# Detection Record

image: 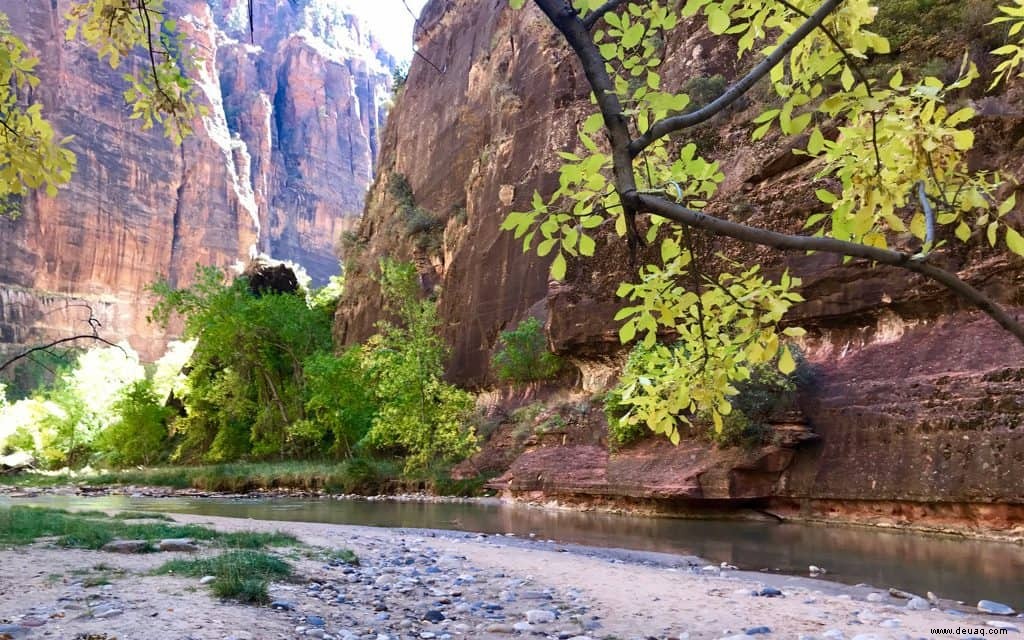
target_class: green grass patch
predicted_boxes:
[110,511,174,521]
[155,551,292,604]
[0,506,298,550]
[0,460,405,495]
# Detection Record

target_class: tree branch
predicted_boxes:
[633,193,1024,344]
[628,0,844,157]
[535,0,643,253]
[0,304,126,373]
[582,0,631,30]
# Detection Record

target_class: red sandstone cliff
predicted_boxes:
[336,0,1024,520]
[0,0,392,369]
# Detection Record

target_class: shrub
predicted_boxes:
[491,317,563,384]
[360,259,477,474]
[96,379,173,467]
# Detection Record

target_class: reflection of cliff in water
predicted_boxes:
[5,495,1022,606]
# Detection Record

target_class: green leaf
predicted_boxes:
[1006,225,1024,255]
[707,6,730,34]
[579,234,596,256]
[778,345,796,375]
[551,252,567,280]
[619,321,637,343]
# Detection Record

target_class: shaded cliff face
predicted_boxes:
[337,0,1024,510]
[0,0,392,368]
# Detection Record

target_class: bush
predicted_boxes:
[491,317,563,384]
[605,344,812,449]
[361,259,478,474]
[96,379,173,467]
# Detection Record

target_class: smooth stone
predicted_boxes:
[866,593,885,603]
[93,606,124,619]
[851,635,882,640]
[745,626,772,635]
[199,575,217,585]
[159,538,199,552]
[879,619,901,628]
[423,610,445,623]
[0,624,28,638]
[305,630,326,639]
[822,629,844,640]
[270,600,296,611]
[758,587,783,598]
[979,600,1017,616]
[484,623,515,633]
[987,621,1020,631]
[101,539,149,553]
[513,622,533,632]
[905,597,930,611]
[306,615,325,627]
[526,609,556,624]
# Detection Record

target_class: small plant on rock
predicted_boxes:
[491,317,563,384]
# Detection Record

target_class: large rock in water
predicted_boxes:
[336,0,1024,519]
[0,0,393,367]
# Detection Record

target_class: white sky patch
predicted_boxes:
[337,0,429,61]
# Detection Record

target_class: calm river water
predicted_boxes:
[3,494,1022,608]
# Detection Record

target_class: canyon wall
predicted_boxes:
[0,0,392,375]
[336,0,1024,520]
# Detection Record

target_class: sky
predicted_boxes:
[341,0,430,61]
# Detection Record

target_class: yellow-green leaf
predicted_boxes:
[778,345,796,375]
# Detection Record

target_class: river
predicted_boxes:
[2,494,1021,608]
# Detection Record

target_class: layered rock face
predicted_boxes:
[0,0,392,368]
[337,0,1024,518]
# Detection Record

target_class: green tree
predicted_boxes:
[491,317,563,384]
[360,259,477,473]
[504,0,1024,444]
[96,378,173,466]
[149,265,335,462]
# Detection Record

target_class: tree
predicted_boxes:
[360,259,477,474]
[503,0,1024,443]
[0,0,200,218]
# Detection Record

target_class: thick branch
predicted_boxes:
[535,0,643,251]
[629,0,844,157]
[634,193,1024,344]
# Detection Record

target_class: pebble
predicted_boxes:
[979,600,1017,616]
[745,626,772,635]
[199,575,217,585]
[905,597,930,611]
[866,593,884,603]
[987,620,1021,631]
[271,600,296,611]
[100,539,150,553]
[526,609,556,624]
[757,587,783,598]
[158,538,199,552]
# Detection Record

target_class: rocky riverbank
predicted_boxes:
[0,512,1020,640]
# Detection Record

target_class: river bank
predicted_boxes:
[1,508,1021,639]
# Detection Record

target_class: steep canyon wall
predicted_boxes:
[0,0,392,373]
[336,0,1024,520]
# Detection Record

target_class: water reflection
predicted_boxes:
[2,495,1021,606]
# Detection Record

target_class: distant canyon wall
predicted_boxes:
[0,0,392,370]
